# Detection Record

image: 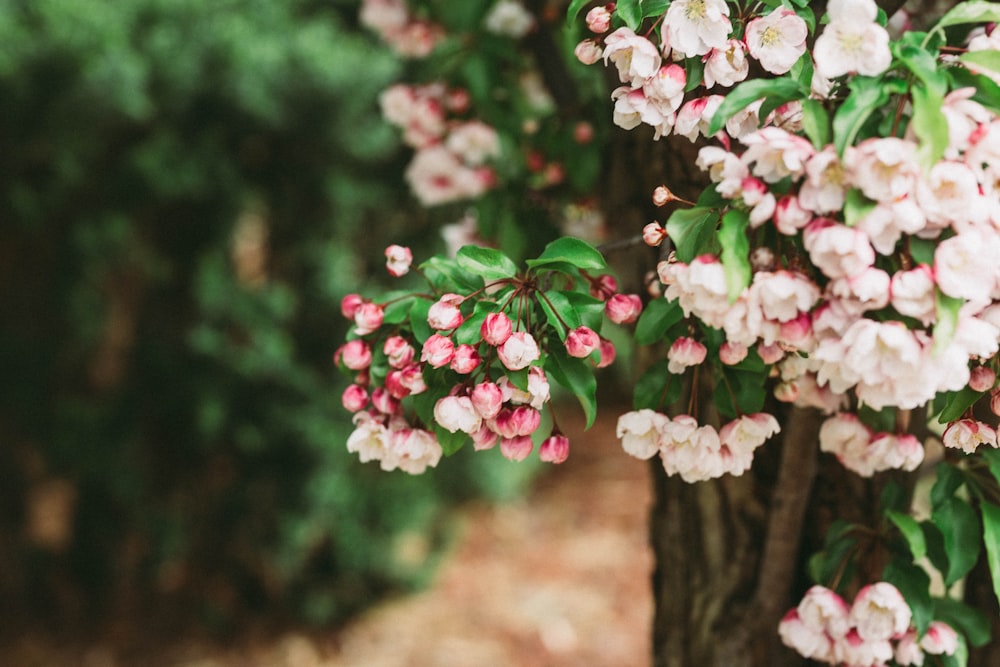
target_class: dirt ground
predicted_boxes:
[5,412,654,667]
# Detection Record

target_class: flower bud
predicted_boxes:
[573,121,594,144]
[371,387,399,414]
[585,5,612,33]
[384,244,413,277]
[590,274,618,300]
[969,365,996,393]
[719,341,748,365]
[341,384,369,412]
[643,222,667,246]
[667,337,707,373]
[992,388,1000,417]
[471,382,503,419]
[472,424,498,451]
[340,293,364,319]
[756,342,785,365]
[450,344,482,374]
[574,39,604,65]
[605,293,643,324]
[498,331,540,370]
[652,185,675,207]
[500,435,533,461]
[383,335,415,369]
[539,434,570,463]
[434,396,482,434]
[566,326,601,358]
[398,364,427,395]
[420,334,455,368]
[336,339,373,370]
[353,302,385,335]
[481,312,513,346]
[597,337,617,368]
[427,293,464,331]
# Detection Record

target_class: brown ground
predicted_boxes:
[5,412,654,667]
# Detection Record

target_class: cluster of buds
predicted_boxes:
[359,0,443,58]
[779,584,957,666]
[335,243,643,472]
[616,408,779,482]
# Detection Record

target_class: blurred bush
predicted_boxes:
[0,0,537,632]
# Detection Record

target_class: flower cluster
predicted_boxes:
[360,0,443,58]
[616,408,778,481]
[336,243,643,472]
[379,83,500,206]
[779,584,957,666]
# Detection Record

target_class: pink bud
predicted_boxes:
[472,424,498,451]
[336,340,372,370]
[494,406,541,438]
[597,338,617,368]
[667,337,707,373]
[573,121,594,144]
[353,302,385,335]
[719,341,748,365]
[498,331,540,370]
[340,293,364,319]
[385,370,409,399]
[566,326,601,358]
[383,335,415,369]
[427,293,464,331]
[605,293,643,324]
[756,342,785,365]
[585,5,612,33]
[446,88,470,113]
[652,185,675,207]
[590,274,618,300]
[992,388,1000,417]
[341,384,369,412]
[544,163,564,186]
[643,222,667,246]
[774,380,799,403]
[970,365,996,393]
[574,38,604,65]
[539,434,570,464]
[921,621,958,656]
[384,244,413,277]
[420,334,455,368]
[450,344,482,374]
[371,387,399,414]
[500,435,534,462]
[471,382,503,419]
[481,312,513,346]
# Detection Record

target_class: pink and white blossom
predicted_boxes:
[384,335,416,369]
[390,428,443,474]
[342,384,369,412]
[337,339,373,370]
[850,582,912,642]
[498,331,540,370]
[605,293,644,324]
[740,127,814,183]
[450,344,482,374]
[920,621,958,656]
[799,147,847,214]
[420,333,455,368]
[384,244,413,277]
[617,409,669,460]
[539,434,570,463]
[585,5,612,34]
[434,396,482,434]
[846,137,919,203]
[703,40,750,88]
[353,302,385,335]
[744,8,808,75]
[889,266,934,327]
[427,293,465,330]
[668,336,708,373]
[802,218,875,280]
[500,435,533,461]
[471,382,503,420]
[942,418,998,454]
[663,0,732,57]
[659,415,726,482]
[481,312,514,346]
[603,27,662,87]
[813,0,892,78]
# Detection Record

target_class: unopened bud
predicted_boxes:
[652,185,676,207]
[643,222,667,247]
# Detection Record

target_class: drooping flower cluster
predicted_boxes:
[617,409,778,481]
[360,0,443,58]
[336,243,643,472]
[779,584,957,666]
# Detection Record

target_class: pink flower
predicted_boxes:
[494,405,541,439]
[778,609,836,662]
[756,342,785,365]
[590,274,618,300]
[434,396,482,434]
[703,40,750,88]
[813,0,892,78]
[585,5,612,33]
[943,418,999,454]
[389,428,443,475]
[659,416,726,482]
[740,127,814,183]
[383,335,415,368]
[849,582,912,642]
[697,145,747,196]
[481,312,513,345]
[643,222,667,246]
[384,244,413,277]
[820,412,874,476]
[566,326,601,358]
[397,363,427,395]
[341,384,369,412]
[970,366,996,392]
[935,227,1000,304]
[920,621,958,656]
[353,302,385,335]
[347,413,390,465]
[799,147,847,214]
[597,337,617,368]
[420,333,455,368]
[539,434,570,463]
[471,382,503,419]
[773,194,812,236]
[890,265,937,326]
[371,387,399,414]
[574,38,603,65]
[603,27,662,87]
[427,293,464,330]
[617,409,669,460]
[802,218,875,280]
[744,8,808,75]
[605,293,644,324]
[894,630,925,666]
[797,585,851,639]
[445,121,500,166]
[450,344,481,374]
[663,0,731,57]
[341,293,364,319]
[719,341,748,365]
[846,137,919,203]
[471,425,498,451]
[668,337,707,373]
[337,340,373,370]
[500,435,533,461]
[498,331,540,370]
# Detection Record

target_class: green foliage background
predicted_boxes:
[0,0,536,632]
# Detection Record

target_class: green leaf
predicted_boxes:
[538,290,579,340]
[712,367,768,419]
[935,597,992,648]
[887,510,927,561]
[833,75,890,156]
[961,49,1000,76]
[843,188,876,227]
[719,209,751,302]
[546,350,598,428]
[932,496,981,587]
[409,298,433,343]
[936,387,984,424]
[982,448,1000,486]
[883,559,933,634]
[895,43,948,96]
[526,237,607,271]
[931,463,966,510]
[980,501,1000,611]
[707,77,804,135]
[454,310,488,345]
[641,0,669,19]
[911,85,949,170]
[456,245,519,281]
[616,0,642,29]
[434,425,468,456]
[934,1,1000,30]
[562,291,606,331]
[808,521,858,586]
[566,0,592,21]
[909,237,936,265]
[800,98,830,149]
[382,295,414,325]
[933,290,964,356]
[419,255,482,291]
[665,206,720,262]
[684,57,705,93]
[634,297,683,345]
[633,359,680,410]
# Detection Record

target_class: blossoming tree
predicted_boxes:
[340,0,1000,664]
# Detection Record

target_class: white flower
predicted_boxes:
[659,416,726,482]
[740,127,815,183]
[802,219,875,280]
[389,428,443,474]
[483,0,535,38]
[849,582,912,642]
[603,27,662,87]
[744,8,808,75]
[433,396,482,434]
[799,147,847,214]
[813,0,892,78]
[347,413,390,464]
[445,121,501,166]
[663,0,732,57]
[703,40,749,88]
[935,227,1000,304]
[890,265,936,325]
[617,409,670,460]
